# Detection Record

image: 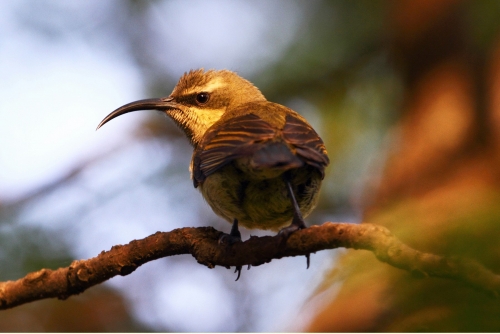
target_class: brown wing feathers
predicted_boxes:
[193,113,329,186]
[193,114,275,183]
[282,115,329,177]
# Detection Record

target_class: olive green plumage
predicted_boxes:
[97,69,329,233]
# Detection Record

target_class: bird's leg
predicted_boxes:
[219,219,243,281]
[279,172,311,268]
[280,173,307,234]
[219,218,242,244]
[229,218,242,241]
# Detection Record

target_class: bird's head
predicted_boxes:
[97,69,266,146]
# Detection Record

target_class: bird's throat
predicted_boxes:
[166,107,225,147]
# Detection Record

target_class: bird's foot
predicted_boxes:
[280,172,311,268]
[278,220,304,239]
[233,264,252,281]
[219,219,245,281]
[278,218,310,269]
[218,233,242,245]
[218,219,242,245]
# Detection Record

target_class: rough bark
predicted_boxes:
[0,222,498,310]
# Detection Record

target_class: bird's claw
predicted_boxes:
[234,266,242,281]
[278,221,310,269]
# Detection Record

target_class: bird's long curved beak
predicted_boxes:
[96,97,177,130]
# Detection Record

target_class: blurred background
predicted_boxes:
[1,0,500,331]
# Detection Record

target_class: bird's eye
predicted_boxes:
[196,92,210,105]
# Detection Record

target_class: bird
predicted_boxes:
[97,69,329,279]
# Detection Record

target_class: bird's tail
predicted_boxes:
[251,141,303,170]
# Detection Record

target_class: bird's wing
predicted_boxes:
[192,113,275,185]
[192,113,329,186]
[282,114,330,177]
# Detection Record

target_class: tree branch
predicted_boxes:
[0,222,498,310]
